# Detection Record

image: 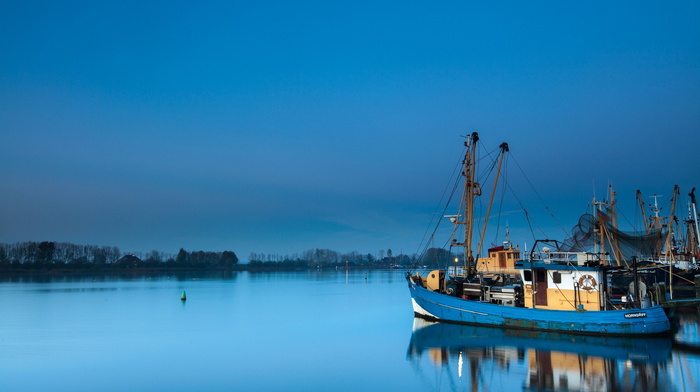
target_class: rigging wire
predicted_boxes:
[418,137,504,267]
[492,157,509,245]
[472,141,504,257]
[416,135,591,268]
[498,176,547,241]
[415,145,465,268]
[509,151,569,237]
[616,207,634,229]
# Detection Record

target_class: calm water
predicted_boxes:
[0,270,698,391]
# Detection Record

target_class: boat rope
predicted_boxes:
[500,180,545,240]
[475,143,508,257]
[415,145,465,269]
[667,269,695,285]
[522,209,537,242]
[492,159,553,243]
[509,151,569,237]
[548,271,580,311]
[616,201,635,229]
[491,157,509,244]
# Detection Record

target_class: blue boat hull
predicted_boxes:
[407,276,670,335]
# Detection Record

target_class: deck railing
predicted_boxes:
[529,251,598,266]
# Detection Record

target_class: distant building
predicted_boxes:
[114,254,142,268]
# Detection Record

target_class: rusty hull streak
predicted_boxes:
[502,317,644,334]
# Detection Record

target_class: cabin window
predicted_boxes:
[523,270,532,282]
[552,272,561,284]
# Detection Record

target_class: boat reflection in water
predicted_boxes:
[407,318,677,391]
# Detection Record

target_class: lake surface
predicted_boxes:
[0,270,698,391]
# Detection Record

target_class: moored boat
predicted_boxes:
[407,264,670,335]
[407,133,671,336]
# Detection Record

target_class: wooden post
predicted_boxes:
[632,257,640,308]
[652,282,667,305]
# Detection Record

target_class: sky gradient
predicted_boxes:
[2,1,699,261]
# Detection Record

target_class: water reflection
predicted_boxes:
[406,318,696,391]
[675,310,700,347]
[0,270,239,284]
[246,268,398,284]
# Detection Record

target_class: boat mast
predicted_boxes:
[607,185,624,264]
[659,186,679,259]
[591,196,607,265]
[688,188,700,260]
[636,190,650,235]
[666,186,680,299]
[649,194,664,257]
[453,132,480,273]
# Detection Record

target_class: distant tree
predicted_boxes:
[106,246,121,264]
[37,241,55,265]
[0,245,7,267]
[93,247,108,265]
[221,251,238,267]
[144,250,163,267]
[176,248,188,265]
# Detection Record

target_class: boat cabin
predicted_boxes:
[517,261,605,311]
[475,243,521,275]
[416,250,641,312]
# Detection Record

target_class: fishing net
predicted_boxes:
[559,214,664,264]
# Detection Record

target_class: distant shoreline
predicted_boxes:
[0,264,406,275]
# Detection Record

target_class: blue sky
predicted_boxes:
[1,1,699,261]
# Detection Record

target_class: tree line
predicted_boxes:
[0,241,238,270]
[0,241,457,271]
[247,247,455,269]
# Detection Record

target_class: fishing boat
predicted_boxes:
[406,133,671,335]
[634,187,700,294]
[561,185,700,299]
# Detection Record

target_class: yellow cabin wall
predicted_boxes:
[523,285,601,311]
[476,250,521,274]
[524,285,534,307]
[544,288,601,311]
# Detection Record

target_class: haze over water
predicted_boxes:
[1,270,698,391]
